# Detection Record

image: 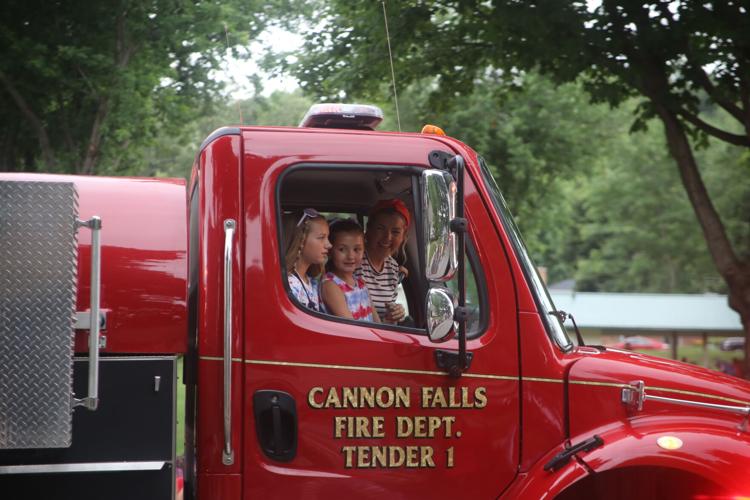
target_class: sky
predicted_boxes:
[219,27,304,99]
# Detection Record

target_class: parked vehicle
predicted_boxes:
[610,336,670,350]
[721,337,746,351]
[1,104,749,499]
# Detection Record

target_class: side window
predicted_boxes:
[278,166,485,337]
[444,243,486,338]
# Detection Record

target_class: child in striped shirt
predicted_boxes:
[358,199,410,323]
[321,219,380,322]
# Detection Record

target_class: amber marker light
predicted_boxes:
[421,124,446,135]
[656,435,683,450]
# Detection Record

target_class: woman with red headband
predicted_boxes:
[358,199,410,324]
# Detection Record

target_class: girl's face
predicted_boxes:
[330,232,365,275]
[366,212,406,260]
[301,219,331,265]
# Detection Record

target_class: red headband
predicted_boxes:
[370,199,410,227]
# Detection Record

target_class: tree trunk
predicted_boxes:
[79,97,110,175]
[0,70,57,169]
[654,103,750,379]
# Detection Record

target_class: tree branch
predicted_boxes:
[676,108,750,146]
[80,97,109,175]
[0,70,57,168]
[655,102,741,279]
[80,9,138,174]
[690,65,746,124]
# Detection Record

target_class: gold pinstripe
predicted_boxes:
[197,356,750,405]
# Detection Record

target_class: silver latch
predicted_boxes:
[74,311,108,331]
[621,380,645,412]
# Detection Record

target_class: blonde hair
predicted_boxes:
[284,212,326,277]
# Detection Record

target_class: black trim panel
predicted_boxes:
[199,127,241,153]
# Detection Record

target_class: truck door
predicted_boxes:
[241,141,520,498]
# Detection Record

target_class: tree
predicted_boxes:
[0,0,266,174]
[134,90,313,178]
[276,0,750,375]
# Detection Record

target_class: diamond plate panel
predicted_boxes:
[0,181,79,449]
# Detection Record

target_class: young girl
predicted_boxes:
[321,219,379,322]
[285,208,331,312]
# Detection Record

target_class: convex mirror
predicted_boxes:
[425,288,456,343]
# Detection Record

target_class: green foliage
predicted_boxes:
[277,1,750,144]
[133,90,313,178]
[273,0,750,303]
[370,72,746,293]
[0,0,267,173]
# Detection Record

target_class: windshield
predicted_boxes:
[477,157,573,351]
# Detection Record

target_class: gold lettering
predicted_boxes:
[308,387,324,408]
[375,387,394,408]
[396,416,412,438]
[357,446,371,468]
[447,387,460,408]
[334,416,387,438]
[342,387,357,408]
[432,388,447,408]
[421,446,435,467]
[474,387,487,408]
[406,446,419,467]
[462,387,472,407]
[394,387,410,408]
[355,416,369,438]
[334,416,348,438]
[413,417,427,437]
[341,446,438,468]
[342,446,356,468]
[360,387,375,407]
[372,416,384,437]
[427,416,442,438]
[325,387,342,408]
[389,446,405,467]
[372,446,387,467]
[421,387,434,408]
[443,416,455,437]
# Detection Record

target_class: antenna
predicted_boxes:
[381,1,401,132]
[224,22,243,126]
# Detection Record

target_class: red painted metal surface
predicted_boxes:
[0,172,187,354]
[196,473,241,500]
[187,125,750,498]
[234,128,520,498]
[568,350,750,440]
[193,134,245,483]
[5,123,750,497]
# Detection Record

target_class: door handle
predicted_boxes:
[222,219,236,466]
[253,391,297,462]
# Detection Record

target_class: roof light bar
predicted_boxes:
[299,103,384,130]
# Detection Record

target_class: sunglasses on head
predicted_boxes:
[297,207,321,227]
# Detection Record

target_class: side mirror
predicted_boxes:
[425,288,456,343]
[421,170,457,282]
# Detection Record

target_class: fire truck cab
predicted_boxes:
[1,104,749,499]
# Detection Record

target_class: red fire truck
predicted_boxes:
[1,104,749,499]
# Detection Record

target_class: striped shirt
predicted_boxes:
[357,253,399,320]
[321,272,374,322]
